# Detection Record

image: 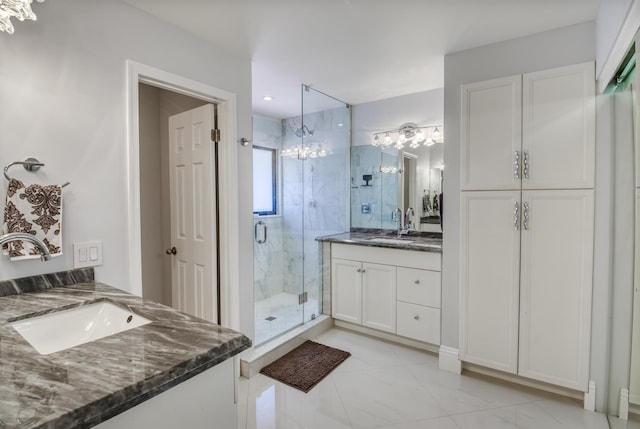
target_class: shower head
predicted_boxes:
[295,125,314,138]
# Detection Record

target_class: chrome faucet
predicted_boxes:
[392,208,402,238]
[0,233,52,261]
[405,207,415,233]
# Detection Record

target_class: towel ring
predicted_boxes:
[4,157,70,187]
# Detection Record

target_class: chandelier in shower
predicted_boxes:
[372,123,444,150]
[0,0,45,34]
[281,144,330,160]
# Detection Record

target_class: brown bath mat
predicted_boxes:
[260,340,351,393]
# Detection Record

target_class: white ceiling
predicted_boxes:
[122,0,601,119]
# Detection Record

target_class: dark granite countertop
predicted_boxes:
[420,215,441,224]
[0,268,251,429]
[317,228,442,253]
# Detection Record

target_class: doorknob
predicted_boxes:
[165,247,177,255]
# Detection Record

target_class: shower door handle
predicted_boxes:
[255,221,267,244]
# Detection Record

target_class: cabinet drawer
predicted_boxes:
[397,302,440,345]
[397,268,440,307]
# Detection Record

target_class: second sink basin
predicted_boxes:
[10,299,151,355]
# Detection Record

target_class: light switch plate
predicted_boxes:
[73,241,103,268]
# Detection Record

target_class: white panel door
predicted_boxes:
[460,191,521,374]
[361,262,396,333]
[168,104,218,323]
[518,189,594,391]
[460,75,522,191]
[522,62,595,190]
[331,258,362,324]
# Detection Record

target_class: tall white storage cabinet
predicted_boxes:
[459,62,595,392]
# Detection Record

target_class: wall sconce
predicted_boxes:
[0,0,45,34]
[372,123,444,149]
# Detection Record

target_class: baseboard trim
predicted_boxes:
[584,380,596,411]
[334,320,440,354]
[620,388,630,420]
[439,346,462,374]
[463,362,584,401]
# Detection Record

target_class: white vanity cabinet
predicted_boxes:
[95,358,237,429]
[459,62,595,392]
[331,256,396,333]
[331,243,441,345]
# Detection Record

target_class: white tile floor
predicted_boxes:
[237,328,610,429]
[609,414,640,429]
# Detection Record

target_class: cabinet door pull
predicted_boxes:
[361,269,366,274]
[514,151,520,180]
[514,201,520,231]
[414,315,420,320]
[523,201,529,231]
[356,268,362,273]
[414,280,420,285]
[523,150,529,179]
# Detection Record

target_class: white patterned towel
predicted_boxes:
[3,178,62,260]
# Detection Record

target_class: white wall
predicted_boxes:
[442,19,597,396]
[0,0,254,336]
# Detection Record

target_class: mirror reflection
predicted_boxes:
[350,144,443,231]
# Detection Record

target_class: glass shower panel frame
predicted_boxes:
[252,85,351,347]
[301,85,352,324]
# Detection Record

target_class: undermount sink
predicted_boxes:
[10,299,151,355]
[367,237,415,244]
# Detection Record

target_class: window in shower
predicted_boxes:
[253,146,277,216]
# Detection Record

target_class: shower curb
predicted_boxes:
[239,315,333,378]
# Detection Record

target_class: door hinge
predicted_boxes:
[298,292,308,305]
[211,128,221,143]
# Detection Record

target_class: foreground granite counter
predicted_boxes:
[317,228,442,253]
[0,268,251,429]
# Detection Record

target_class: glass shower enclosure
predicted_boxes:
[252,85,350,346]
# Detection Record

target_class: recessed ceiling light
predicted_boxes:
[263,96,273,101]
[337,123,344,127]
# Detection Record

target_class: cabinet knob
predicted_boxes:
[361,269,366,273]
[414,280,420,285]
[414,315,420,320]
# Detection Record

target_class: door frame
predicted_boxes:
[126,60,240,330]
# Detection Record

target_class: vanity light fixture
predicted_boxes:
[0,0,45,34]
[371,123,443,149]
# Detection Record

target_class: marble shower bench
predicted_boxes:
[0,268,250,428]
